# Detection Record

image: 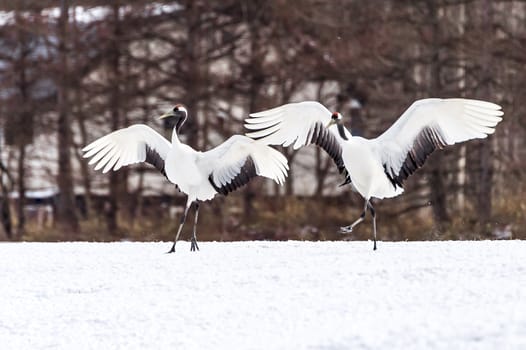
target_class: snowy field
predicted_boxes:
[1,240,525,350]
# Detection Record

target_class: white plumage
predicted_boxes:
[84,124,171,174]
[83,105,288,252]
[245,98,503,249]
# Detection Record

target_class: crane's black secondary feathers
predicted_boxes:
[145,145,167,178]
[209,157,258,196]
[308,121,349,180]
[383,126,447,189]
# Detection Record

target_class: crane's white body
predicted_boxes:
[165,143,215,201]
[343,137,404,200]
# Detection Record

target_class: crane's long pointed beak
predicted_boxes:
[158,111,175,120]
[326,119,336,128]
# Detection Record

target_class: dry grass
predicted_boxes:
[7,193,525,242]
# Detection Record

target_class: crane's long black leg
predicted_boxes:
[341,200,369,234]
[368,202,377,250]
[190,202,200,252]
[167,200,191,254]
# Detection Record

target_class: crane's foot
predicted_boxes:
[190,238,200,252]
[166,243,176,254]
[340,225,353,234]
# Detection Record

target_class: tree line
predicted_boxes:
[0,0,524,241]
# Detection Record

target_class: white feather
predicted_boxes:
[83,124,171,173]
[373,98,503,178]
[200,135,288,188]
[245,101,340,149]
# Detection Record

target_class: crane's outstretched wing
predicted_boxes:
[82,124,171,176]
[201,135,288,196]
[374,98,503,188]
[245,101,348,178]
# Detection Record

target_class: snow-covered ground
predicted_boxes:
[1,240,525,350]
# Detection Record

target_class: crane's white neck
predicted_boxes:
[171,127,181,144]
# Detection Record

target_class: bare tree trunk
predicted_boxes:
[106,2,128,235]
[283,148,296,196]
[468,0,494,230]
[0,157,13,239]
[426,1,450,226]
[243,17,266,221]
[74,90,92,219]
[181,0,201,149]
[243,84,260,221]
[16,145,26,236]
[11,11,33,238]
[476,0,494,223]
[56,0,79,236]
[69,5,92,220]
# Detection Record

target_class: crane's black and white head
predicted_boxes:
[326,111,349,141]
[332,112,343,121]
[326,112,343,128]
[159,104,188,132]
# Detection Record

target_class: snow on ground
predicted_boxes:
[1,240,525,350]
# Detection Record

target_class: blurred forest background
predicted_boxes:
[0,0,524,243]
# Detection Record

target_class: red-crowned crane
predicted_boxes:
[83,105,288,253]
[245,99,503,250]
